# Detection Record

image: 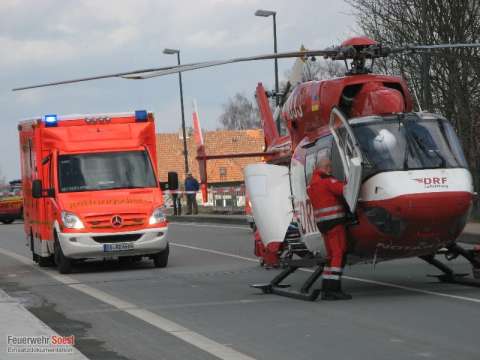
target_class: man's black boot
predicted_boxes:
[321,279,335,300]
[321,279,352,300]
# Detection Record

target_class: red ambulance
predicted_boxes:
[18,111,169,273]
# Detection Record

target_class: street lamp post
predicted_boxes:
[255,9,280,132]
[163,48,189,174]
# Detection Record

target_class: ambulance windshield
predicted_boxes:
[58,150,157,193]
[350,113,467,178]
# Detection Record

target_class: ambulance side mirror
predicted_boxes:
[32,180,43,199]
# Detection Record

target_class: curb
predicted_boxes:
[167,215,248,226]
[167,215,480,244]
[458,232,480,245]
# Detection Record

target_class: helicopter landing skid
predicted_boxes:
[251,257,325,301]
[421,244,480,288]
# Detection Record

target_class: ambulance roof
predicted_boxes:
[19,111,151,123]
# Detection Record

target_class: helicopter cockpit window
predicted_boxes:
[350,113,468,179]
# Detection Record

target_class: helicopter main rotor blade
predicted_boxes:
[390,43,480,54]
[12,64,198,91]
[13,49,337,90]
[122,50,335,79]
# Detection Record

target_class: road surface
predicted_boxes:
[0,221,479,360]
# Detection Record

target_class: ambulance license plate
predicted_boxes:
[103,243,134,252]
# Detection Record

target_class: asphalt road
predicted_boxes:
[1,221,480,360]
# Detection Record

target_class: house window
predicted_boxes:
[219,167,227,177]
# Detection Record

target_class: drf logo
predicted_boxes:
[413,177,448,188]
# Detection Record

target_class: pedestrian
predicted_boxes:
[184,173,199,215]
[171,190,182,216]
[168,171,182,216]
[307,156,352,300]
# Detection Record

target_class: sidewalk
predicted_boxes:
[167,214,480,243]
[0,288,88,359]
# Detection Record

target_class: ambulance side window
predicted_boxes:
[28,139,33,176]
[48,155,54,189]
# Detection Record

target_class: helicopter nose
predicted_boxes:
[362,191,472,240]
[388,192,472,221]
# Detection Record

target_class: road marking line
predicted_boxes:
[341,275,480,303]
[0,247,255,360]
[170,223,250,231]
[172,243,257,263]
[170,243,480,304]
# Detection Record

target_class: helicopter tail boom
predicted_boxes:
[255,83,279,147]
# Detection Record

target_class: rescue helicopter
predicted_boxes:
[13,36,480,301]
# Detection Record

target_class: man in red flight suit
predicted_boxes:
[307,157,352,300]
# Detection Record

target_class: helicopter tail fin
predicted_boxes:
[256,82,279,148]
[192,99,208,203]
[192,100,282,203]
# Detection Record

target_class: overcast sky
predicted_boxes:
[1,0,356,180]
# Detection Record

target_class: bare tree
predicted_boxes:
[304,59,346,81]
[347,0,480,189]
[218,93,260,130]
[283,58,346,84]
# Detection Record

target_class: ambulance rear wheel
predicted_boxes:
[38,256,53,267]
[152,245,169,268]
[54,236,72,274]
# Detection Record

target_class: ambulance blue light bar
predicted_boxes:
[135,110,148,122]
[43,114,58,127]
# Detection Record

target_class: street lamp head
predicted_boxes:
[163,48,179,55]
[255,9,276,17]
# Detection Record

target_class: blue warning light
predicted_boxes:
[135,110,148,122]
[44,114,58,127]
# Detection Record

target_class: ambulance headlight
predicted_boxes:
[61,211,85,229]
[135,110,148,122]
[149,207,166,225]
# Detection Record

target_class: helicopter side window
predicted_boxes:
[305,153,317,184]
[305,136,333,183]
[330,143,345,181]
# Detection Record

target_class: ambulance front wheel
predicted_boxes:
[152,244,169,268]
[54,235,72,274]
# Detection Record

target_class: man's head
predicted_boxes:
[186,173,192,178]
[317,157,332,176]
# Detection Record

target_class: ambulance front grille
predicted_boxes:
[85,213,146,229]
[92,234,142,243]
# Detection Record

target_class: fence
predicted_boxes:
[209,187,246,213]
[163,186,246,214]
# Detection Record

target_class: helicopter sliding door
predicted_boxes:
[329,107,363,212]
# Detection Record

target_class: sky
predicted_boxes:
[1,0,357,180]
